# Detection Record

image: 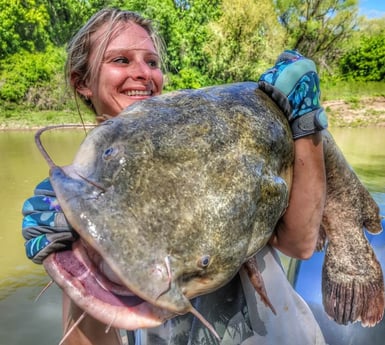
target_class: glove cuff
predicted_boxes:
[258,81,292,118]
[291,108,328,139]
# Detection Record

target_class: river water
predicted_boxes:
[0,127,384,344]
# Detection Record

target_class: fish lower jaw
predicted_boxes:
[72,240,134,297]
[43,248,173,330]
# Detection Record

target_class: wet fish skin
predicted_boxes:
[46,81,384,330]
[50,82,293,315]
[321,131,384,326]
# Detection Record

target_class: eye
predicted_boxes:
[112,56,129,64]
[147,59,160,68]
[197,255,211,268]
[102,146,119,160]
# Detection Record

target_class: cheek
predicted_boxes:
[97,66,125,90]
[153,70,164,93]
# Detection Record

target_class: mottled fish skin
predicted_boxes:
[321,131,384,327]
[46,82,383,330]
[50,82,293,315]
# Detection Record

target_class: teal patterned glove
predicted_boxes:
[258,50,328,139]
[22,178,77,264]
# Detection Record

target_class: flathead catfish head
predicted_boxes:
[49,82,293,318]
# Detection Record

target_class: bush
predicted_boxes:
[0,46,65,103]
[339,33,385,81]
[165,68,214,91]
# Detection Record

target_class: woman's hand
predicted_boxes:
[258,50,328,139]
[22,178,77,263]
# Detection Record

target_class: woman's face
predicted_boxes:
[80,22,164,117]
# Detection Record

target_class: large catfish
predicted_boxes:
[40,82,384,338]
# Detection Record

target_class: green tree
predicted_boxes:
[274,0,359,71]
[204,0,285,83]
[358,16,385,35]
[0,0,50,58]
[339,32,385,81]
[45,0,112,46]
[0,47,65,103]
[114,0,221,88]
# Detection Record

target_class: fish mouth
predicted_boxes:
[43,240,173,330]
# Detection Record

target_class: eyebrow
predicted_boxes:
[105,48,159,56]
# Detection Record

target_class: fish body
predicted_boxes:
[42,82,384,332]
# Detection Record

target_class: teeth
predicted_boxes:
[124,90,151,96]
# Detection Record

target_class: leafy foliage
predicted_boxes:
[45,0,112,45]
[339,32,385,81]
[204,0,285,82]
[0,0,383,116]
[274,0,359,72]
[0,0,50,58]
[165,67,212,90]
[0,47,65,104]
[115,0,221,87]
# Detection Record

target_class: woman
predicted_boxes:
[22,8,327,345]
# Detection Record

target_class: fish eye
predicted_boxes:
[102,146,119,160]
[101,120,115,126]
[198,255,211,268]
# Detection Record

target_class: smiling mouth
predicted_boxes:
[123,90,152,96]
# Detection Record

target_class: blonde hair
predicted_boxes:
[65,8,165,113]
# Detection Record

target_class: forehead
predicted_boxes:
[93,21,157,53]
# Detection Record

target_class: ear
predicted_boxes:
[71,72,92,99]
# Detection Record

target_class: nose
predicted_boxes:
[130,61,151,81]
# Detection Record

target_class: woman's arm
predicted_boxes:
[258,50,328,260]
[61,293,123,345]
[269,132,326,259]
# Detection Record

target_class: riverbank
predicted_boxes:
[0,109,95,131]
[324,96,385,127]
[1,96,385,130]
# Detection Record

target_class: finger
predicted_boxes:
[275,50,304,63]
[22,195,62,215]
[34,178,56,196]
[22,213,72,240]
[25,233,76,264]
[25,234,50,261]
[23,212,57,230]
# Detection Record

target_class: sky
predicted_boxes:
[359,0,385,18]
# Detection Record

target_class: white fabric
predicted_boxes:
[239,246,326,345]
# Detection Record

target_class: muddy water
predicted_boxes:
[0,127,384,344]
